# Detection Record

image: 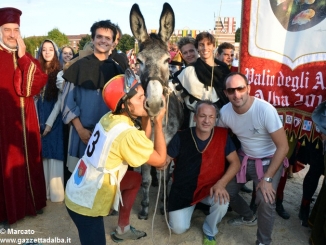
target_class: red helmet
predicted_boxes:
[103,74,139,112]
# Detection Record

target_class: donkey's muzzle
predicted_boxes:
[144,80,164,117]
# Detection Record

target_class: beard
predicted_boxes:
[3,39,17,49]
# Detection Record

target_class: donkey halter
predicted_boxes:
[143,76,173,125]
[143,76,171,96]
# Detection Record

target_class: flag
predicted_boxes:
[240,0,326,143]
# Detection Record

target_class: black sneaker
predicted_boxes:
[276,203,290,219]
[109,210,119,216]
[298,205,310,227]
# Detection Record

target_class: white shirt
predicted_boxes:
[218,97,282,158]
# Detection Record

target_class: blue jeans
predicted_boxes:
[66,207,106,245]
[226,160,283,245]
[169,196,228,236]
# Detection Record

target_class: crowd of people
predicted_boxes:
[0,6,325,245]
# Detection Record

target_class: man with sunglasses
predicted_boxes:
[218,72,289,245]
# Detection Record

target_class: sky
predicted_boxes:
[1,0,242,37]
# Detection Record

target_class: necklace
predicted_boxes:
[190,128,214,153]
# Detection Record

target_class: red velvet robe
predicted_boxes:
[0,45,48,224]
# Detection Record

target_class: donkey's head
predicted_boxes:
[130,3,175,117]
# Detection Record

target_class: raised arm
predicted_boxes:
[14,53,47,97]
[141,116,152,139]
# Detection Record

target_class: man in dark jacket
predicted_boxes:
[109,24,129,72]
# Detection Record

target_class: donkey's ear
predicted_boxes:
[158,3,175,43]
[130,4,148,43]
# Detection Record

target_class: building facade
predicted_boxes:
[66,34,88,51]
[147,16,238,53]
[214,17,236,45]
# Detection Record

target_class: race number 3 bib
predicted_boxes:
[84,123,107,168]
[66,122,133,209]
[84,122,133,169]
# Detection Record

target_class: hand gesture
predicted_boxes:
[256,180,276,204]
[77,127,92,145]
[42,125,52,137]
[153,96,166,124]
[210,181,230,205]
[16,35,26,58]
[156,155,172,171]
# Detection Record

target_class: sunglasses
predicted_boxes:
[225,85,247,94]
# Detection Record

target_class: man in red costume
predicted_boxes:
[0,7,48,226]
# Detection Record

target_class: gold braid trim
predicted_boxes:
[12,51,36,97]
[26,62,36,97]
[277,107,312,117]
[13,51,17,69]
[20,97,36,207]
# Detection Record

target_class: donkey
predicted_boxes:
[130,3,184,220]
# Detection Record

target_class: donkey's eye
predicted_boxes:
[136,58,142,65]
[165,58,170,64]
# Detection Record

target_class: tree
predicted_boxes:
[77,35,92,50]
[24,35,46,58]
[47,28,70,48]
[235,28,241,42]
[23,28,68,58]
[117,34,135,53]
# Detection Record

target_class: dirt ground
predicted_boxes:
[0,166,323,245]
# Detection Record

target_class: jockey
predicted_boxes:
[65,71,167,244]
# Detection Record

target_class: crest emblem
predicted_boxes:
[74,160,87,185]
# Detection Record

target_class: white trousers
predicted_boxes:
[43,158,64,202]
[169,195,228,236]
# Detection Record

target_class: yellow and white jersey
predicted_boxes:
[65,113,154,217]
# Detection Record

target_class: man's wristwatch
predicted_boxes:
[263,177,273,183]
